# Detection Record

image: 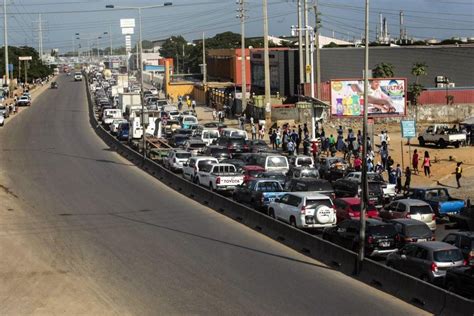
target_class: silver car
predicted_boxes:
[387,241,465,285]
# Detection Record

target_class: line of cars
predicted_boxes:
[0,91,32,126]
[88,71,473,298]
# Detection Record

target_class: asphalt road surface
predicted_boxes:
[0,74,428,315]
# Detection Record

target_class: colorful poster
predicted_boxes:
[330,78,406,117]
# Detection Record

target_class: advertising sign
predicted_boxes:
[401,120,416,138]
[120,18,135,28]
[19,56,32,61]
[330,78,407,117]
[122,28,134,35]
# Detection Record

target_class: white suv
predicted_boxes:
[163,150,192,172]
[268,192,336,229]
[182,156,218,182]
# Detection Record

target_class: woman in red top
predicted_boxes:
[353,155,362,171]
[412,149,419,175]
[423,151,431,177]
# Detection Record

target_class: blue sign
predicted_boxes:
[8,64,13,72]
[401,120,416,138]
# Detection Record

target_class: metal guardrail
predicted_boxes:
[84,75,473,316]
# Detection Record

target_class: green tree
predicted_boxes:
[408,83,424,105]
[409,62,428,105]
[323,42,339,48]
[372,62,395,78]
[411,62,428,84]
[0,46,52,82]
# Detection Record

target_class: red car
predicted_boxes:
[241,165,265,183]
[334,197,379,222]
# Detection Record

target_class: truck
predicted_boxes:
[196,163,244,192]
[232,179,286,212]
[403,187,465,219]
[118,92,141,115]
[418,124,466,148]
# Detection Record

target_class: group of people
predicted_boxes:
[177,95,196,112]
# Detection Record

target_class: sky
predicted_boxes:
[2,0,473,54]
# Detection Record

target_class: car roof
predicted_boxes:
[395,199,430,206]
[445,231,474,238]
[389,218,428,226]
[416,241,458,251]
[287,192,330,199]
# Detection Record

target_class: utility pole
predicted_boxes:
[4,0,9,85]
[304,0,310,84]
[297,0,304,88]
[38,14,43,60]
[237,0,247,111]
[314,2,321,100]
[202,32,207,85]
[263,0,271,120]
[358,0,370,274]
[109,25,113,56]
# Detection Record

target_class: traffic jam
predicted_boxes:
[88,67,473,299]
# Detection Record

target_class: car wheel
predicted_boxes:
[454,142,460,148]
[418,137,425,147]
[268,208,276,219]
[438,138,446,148]
[290,217,297,228]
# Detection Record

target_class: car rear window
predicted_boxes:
[368,224,397,237]
[305,198,332,208]
[267,156,288,168]
[300,169,319,178]
[197,160,215,169]
[176,153,191,159]
[433,249,463,262]
[298,157,313,166]
[405,224,432,237]
[409,205,433,214]
[305,181,333,191]
[258,181,282,192]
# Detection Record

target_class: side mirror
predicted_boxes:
[401,254,407,260]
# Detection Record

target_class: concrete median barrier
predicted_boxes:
[84,76,473,315]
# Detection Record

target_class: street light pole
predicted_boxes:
[358,0,370,274]
[4,0,9,87]
[263,0,271,120]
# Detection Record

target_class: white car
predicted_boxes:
[182,156,219,182]
[163,150,192,172]
[110,118,128,135]
[344,172,396,200]
[0,114,4,126]
[148,87,158,95]
[268,192,337,229]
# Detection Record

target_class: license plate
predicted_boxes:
[379,242,390,247]
[417,239,426,242]
[268,198,275,202]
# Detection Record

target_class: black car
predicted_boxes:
[388,219,434,247]
[285,178,335,199]
[216,136,248,154]
[50,81,58,89]
[220,159,246,172]
[318,157,350,181]
[445,266,474,299]
[168,134,189,148]
[173,128,194,137]
[202,145,231,162]
[442,231,474,265]
[247,139,269,153]
[286,167,320,182]
[323,219,399,257]
[332,179,384,207]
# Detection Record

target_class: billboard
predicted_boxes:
[120,18,135,28]
[330,78,407,117]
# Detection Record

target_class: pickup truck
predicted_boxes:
[196,163,244,192]
[403,187,465,218]
[343,171,396,201]
[418,124,466,148]
[232,179,286,212]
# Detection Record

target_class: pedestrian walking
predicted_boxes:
[303,135,310,156]
[311,140,318,161]
[303,123,309,136]
[412,149,419,175]
[287,140,295,156]
[251,124,257,140]
[423,151,431,177]
[275,130,281,149]
[380,144,388,170]
[212,109,217,121]
[191,100,196,110]
[453,162,463,188]
[259,125,265,140]
[186,98,191,109]
[178,101,183,111]
[395,164,403,193]
[404,166,411,192]
[388,167,397,185]
[353,155,362,171]
[270,130,277,149]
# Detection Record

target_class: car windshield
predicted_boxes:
[298,158,313,166]
[433,249,463,262]
[305,199,332,208]
[409,205,433,214]
[405,225,432,237]
[368,225,397,237]
[198,160,215,169]
[267,156,287,168]
[176,153,191,159]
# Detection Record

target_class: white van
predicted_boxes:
[221,128,248,140]
[201,128,220,146]
[102,109,123,125]
[255,154,289,174]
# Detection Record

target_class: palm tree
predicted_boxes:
[411,62,428,84]
[372,62,395,78]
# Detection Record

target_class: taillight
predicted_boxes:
[432,214,436,221]
[431,262,438,273]
[463,259,468,266]
[367,236,374,244]
[331,193,336,200]
[406,213,411,218]
[300,205,306,214]
[216,177,221,185]
[348,212,355,218]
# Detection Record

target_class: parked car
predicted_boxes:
[233,179,285,212]
[220,128,248,140]
[333,178,384,207]
[16,95,31,107]
[202,145,231,162]
[168,134,190,148]
[403,187,465,219]
[241,165,266,183]
[201,128,220,146]
[220,159,246,172]
[196,163,244,192]
[318,157,349,181]
[388,219,435,246]
[110,118,128,135]
[418,124,466,148]
[253,153,290,174]
[50,81,58,89]
[184,139,207,156]
[164,119,181,137]
[180,115,199,129]
[387,241,465,285]
[286,166,320,182]
[343,172,396,201]
[445,266,474,299]
[163,150,192,172]
[268,192,337,229]
[323,219,399,257]
[0,104,9,118]
[380,199,436,231]
[285,178,335,199]
[216,136,249,154]
[333,197,379,222]
[442,231,474,266]
[0,113,4,126]
[182,156,219,182]
[289,155,315,168]
[247,139,269,153]
[255,171,287,187]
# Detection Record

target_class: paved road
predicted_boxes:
[0,74,428,315]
